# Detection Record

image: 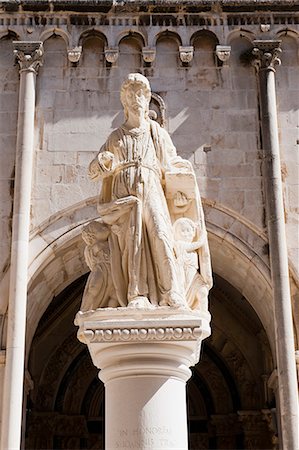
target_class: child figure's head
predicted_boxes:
[82,221,110,245]
[173,218,197,243]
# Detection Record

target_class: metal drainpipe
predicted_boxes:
[0,41,43,450]
[252,39,299,450]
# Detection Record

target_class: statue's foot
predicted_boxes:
[127,296,155,309]
[160,292,188,309]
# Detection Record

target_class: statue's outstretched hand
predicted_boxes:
[98,151,114,171]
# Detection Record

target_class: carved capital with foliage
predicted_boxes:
[252,40,282,71]
[13,41,44,74]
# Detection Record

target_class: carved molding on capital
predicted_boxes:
[216,45,231,65]
[75,307,211,357]
[104,47,119,64]
[142,47,156,64]
[13,41,44,73]
[179,46,194,63]
[67,46,82,64]
[80,324,204,344]
[252,40,282,71]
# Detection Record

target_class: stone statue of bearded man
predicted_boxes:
[87,73,212,310]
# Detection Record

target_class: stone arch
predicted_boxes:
[0,30,19,41]
[190,30,219,47]
[189,30,219,87]
[37,34,67,94]
[39,28,71,48]
[155,31,181,72]
[79,30,107,69]
[118,32,144,70]
[276,30,299,66]
[116,30,146,48]
[226,29,255,46]
[24,197,278,362]
[78,29,108,48]
[276,28,299,41]
[190,30,219,66]
[26,253,274,450]
[154,30,182,47]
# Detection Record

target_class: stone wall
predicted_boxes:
[0,0,298,338]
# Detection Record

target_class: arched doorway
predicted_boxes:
[25,273,275,449]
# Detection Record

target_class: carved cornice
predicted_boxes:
[251,40,282,71]
[13,41,44,74]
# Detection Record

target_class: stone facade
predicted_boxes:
[0,1,298,449]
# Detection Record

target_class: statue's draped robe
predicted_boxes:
[89,120,212,307]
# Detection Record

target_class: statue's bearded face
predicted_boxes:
[125,83,150,116]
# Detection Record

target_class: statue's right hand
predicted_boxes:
[98,151,114,171]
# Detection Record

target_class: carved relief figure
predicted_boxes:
[85,73,212,310]
[80,221,117,311]
[173,218,209,310]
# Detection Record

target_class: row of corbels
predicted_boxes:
[67,44,232,65]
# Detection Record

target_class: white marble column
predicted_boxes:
[76,307,211,450]
[0,41,43,450]
[252,39,299,450]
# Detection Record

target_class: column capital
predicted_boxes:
[251,40,282,71]
[75,306,211,383]
[13,41,44,74]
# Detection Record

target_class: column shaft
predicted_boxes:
[253,40,299,450]
[0,42,43,450]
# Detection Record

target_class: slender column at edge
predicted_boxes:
[252,40,299,450]
[0,42,43,450]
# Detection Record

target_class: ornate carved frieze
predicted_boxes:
[13,41,44,74]
[67,46,82,64]
[251,40,282,71]
[104,47,119,64]
[216,45,231,65]
[76,307,210,345]
[81,324,203,343]
[179,46,194,63]
[142,47,156,64]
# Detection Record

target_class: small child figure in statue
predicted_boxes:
[80,221,117,312]
[173,218,209,311]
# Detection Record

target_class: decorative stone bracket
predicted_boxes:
[104,47,119,64]
[67,46,82,64]
[179,46,194,64]
[216,45,231,65]
[142,47,156,64]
